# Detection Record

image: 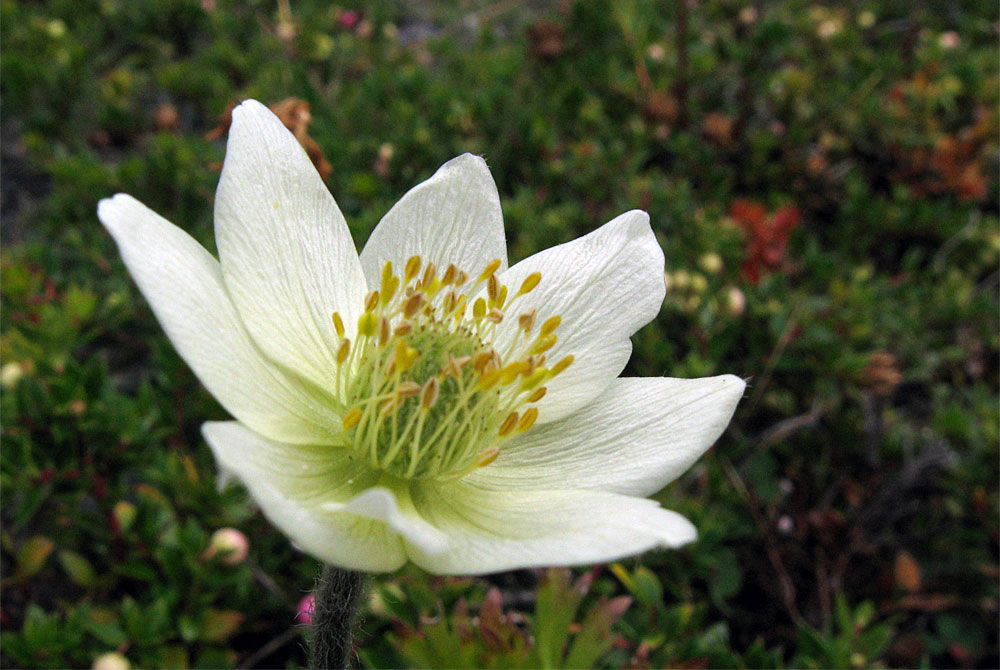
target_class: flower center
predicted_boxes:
[331,256,573,481]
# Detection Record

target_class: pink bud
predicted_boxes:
[338,10,360,31]
[204,528,249,565]
[297,593,316,625]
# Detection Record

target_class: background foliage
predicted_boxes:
[2,1,997,668]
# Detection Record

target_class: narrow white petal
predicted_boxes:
[493,210,665,423]
[468,375,746,496]
[98,194,338,445]
[359,154,507,287]
[203,421,406,572]
[405,482,696,575]
[214,99,367,392]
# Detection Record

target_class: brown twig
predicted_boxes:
[722,457,806,628]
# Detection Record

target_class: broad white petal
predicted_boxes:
[99,194,338,445]
[203,421,406,572]
[492,211,665,423]
[467,375,746,496]
[214,99,367,392]
[405,481,696,575]
[359,154,507,287]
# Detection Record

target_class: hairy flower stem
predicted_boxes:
[310,566,365,669]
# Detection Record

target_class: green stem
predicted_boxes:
[309,565,365,669]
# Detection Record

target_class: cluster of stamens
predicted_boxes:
[331,255,573,481]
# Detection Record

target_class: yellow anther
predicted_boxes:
[342,408,363,430]
[527,386,547,403]
[393,320,412,337]
[403,292,426,318]
[380,397,399,416]
[473,297,487,318]
[425,277,442,297]
[492,285,509,309]
[517,407,539,432]
[455,270,470,286]
[364,290,380,312]
[441,263,457,286]
[405,255,422,282]
[487,308,504,324]
[357,312,378,337]
[487,274,500,301]
[332,312,345,338]
[550,354,574,376]
[452,294,467,319]
[478,258,502,282]
[390,340,419,373]
[517,272,542,296]
[443,291,457,313]
[518,308,537,333]
[472,350,494,373]
[498,412,519,437]
[476,447,501,467]
[444,356,471,379]
[476,368,502,390]
[397,381,422,398]
[381,276,399,305]
[381,261,394,285]
[500,361,529,384]
[540,315,561,337]
[421,262,437,287]
[378,317,391,346]
[530,333,557,354]
[421,378,440,408]
[521,367,549,390]
[336,338,351,364]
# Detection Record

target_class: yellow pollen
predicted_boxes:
[476,447,501,467]
[517,407,539,432]
[342,408,363,430]
[404,255,422,282]
[530,334,557,355]
[333,257,573,481]
[540,315,561,337]
[498,412,519,437]
[336,338,351,364]
[478,258,502,282]
[517,272,542,296]
[550,354,574,376]
[364,290,380,312]
[527,387,547,403]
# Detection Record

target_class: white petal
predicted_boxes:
[98,194,338,445]
[214,99,367,392]
[202,421,406,572]
[321,488,449,556]
[492,211,665,423]
[467,375,746,496]
[359,154,507,287]
[405,481,696,575]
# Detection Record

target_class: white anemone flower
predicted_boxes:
[98,100,745,575]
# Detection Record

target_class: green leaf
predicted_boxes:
[198,609,244,642]
[58,549,98,588]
